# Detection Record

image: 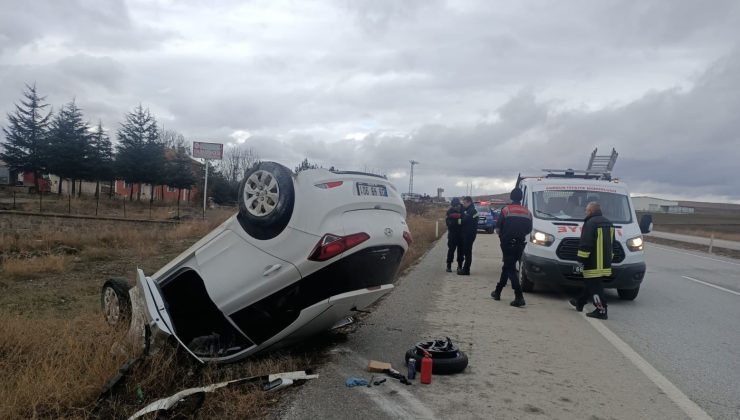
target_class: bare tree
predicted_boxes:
[159,128,188,152]
[219,145,260,184]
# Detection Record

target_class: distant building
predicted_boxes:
[632,196,694,214]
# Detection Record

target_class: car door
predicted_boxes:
[194,229,301,316]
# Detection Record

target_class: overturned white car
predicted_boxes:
[101,162,410,363]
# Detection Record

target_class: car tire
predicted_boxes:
[237,161,295,240]
[101,277,132,326]
[521,269,534,293]
[486,227,494,234]
[617,287,639,300]
[405,348,469,375]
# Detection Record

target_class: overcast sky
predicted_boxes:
[2,0,739,202]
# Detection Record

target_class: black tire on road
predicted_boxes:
[101,277,132,326]
[617,287,640,300]
[237,162,295,240]
[521,269,534,293]
[486,227,495,234]
[404,348,469,375]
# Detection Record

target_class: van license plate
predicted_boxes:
[357,183,388,197]
[572,265,583,274]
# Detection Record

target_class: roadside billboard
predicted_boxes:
[192,141,224,160]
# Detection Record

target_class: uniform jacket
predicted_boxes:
[460,204,479,237]
[446,206,463,232]
[496,203,532,243]
[577,210,615,278]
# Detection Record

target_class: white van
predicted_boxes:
[518,170,650,300]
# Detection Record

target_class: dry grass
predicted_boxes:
[0,314,129,419]
[2,254,70,279]
[399,208,447,273]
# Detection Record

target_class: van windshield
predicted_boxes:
[532,190,633,223]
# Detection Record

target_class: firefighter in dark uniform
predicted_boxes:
[457,196,478,275]
[491,187,532,307]
[570,201,613,319]
[445,197,464,272]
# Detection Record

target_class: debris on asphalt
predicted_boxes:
[373,378,387,386]
[367,360,393,372]
[126,370,318,420]
[345,377,369,388]
[383,369,412,385]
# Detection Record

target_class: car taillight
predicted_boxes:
[308,232,370,261]
[403,231,412,245]
[314,181,344,189]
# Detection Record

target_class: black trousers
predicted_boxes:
[461,233,476,271]
[496,240,526,294]
[576,278,607,310]
[446,230,463,266]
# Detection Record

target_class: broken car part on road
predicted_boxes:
[127,370,318,420]
[100,162,410,363]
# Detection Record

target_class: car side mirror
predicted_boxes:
[639,214,653,234]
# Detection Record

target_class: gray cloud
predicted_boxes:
[1,0,739,201]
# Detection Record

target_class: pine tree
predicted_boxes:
[295,158,320,173]
[116,105,159,201]
[89,121,114,197]
[47,100,92,195]
[0,83,52,191]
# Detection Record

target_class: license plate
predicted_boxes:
[357,182,388,197]
[572,265,583,274]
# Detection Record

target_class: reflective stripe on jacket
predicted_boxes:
[577,211,615,278]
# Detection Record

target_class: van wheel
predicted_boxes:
[237,162,295,240]
[101,278,132,326]
[486,227,494,234]
[521,270,534,292]
[618,287,639,300]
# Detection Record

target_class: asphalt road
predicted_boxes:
[604,243,740,419]
[648,231,740,251]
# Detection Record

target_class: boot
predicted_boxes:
[446,263,452,273]
[510,292,526,307]
[586,308,608,320]
[491,286,503,301]
[569,298,584,312]
[457,269,470,276]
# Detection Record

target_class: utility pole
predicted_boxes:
[408,160,419,194]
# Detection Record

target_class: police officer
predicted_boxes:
[491,187,532,307]
[445,197,464,272]
[570,201,613,319]
[457,196,478,275]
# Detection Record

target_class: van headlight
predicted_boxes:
[627,236,644,252]
[531,230,555,247]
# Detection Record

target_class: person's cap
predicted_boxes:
[510,187,523,202]
[451,197,461,206]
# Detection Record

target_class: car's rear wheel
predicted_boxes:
[237,162,295,240]
[101,278,132,326]
[521,268,534,292]
[618,287,640,300]
[486,227,494,234]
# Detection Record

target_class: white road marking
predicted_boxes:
[648,244,740,267]
[681,276,740,297]
[584,315,714,420]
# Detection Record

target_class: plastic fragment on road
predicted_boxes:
[345,377,369,387]
[127,370,318,420]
